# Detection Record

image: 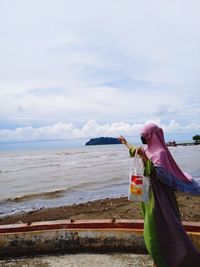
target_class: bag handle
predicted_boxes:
[132,147,144,169]
[134,148,141,158]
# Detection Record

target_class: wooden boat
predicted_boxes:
[0,219,199,258]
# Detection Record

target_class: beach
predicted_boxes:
[0,193,199,267]
[0,144,199,225]
[0,144,199,220]
[0,145,199,267]
[0,193,199,225]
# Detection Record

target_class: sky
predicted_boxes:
[0,0,200,143]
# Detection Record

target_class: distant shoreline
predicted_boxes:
[176,142,199,146]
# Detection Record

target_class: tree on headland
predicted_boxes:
[192,135,200,144]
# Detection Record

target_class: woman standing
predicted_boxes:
[118,123,200,267]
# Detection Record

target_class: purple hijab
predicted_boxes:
[140,123,192,183]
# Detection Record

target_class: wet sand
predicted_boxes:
[0,193,199,225]
[0,253,153,267]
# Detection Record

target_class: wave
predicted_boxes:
[0,164,62,174]
[5,187,69,203]
[56,151,88,156]
[2,177,126,204]
[0,168,22,174]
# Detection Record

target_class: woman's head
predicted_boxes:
[140,123,165,148]
[141,123,192,182]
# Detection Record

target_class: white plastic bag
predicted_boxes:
[128,149,150,203]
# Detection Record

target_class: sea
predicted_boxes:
[0,142,200,218]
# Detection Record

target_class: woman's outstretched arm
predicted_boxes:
[118,135,148,164]
[118,135,132,150]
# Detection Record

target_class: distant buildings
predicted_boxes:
[166,141,177,147]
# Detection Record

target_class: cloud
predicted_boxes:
[0,84,194,128]
[0,81,199,137]
[0,120,199,143]
[0,0,200,131]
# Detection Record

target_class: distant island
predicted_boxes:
[85,137,121,146]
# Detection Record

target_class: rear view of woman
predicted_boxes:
[119,123,200,267]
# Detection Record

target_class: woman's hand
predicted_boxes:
[118,135,127,144]
[118,135,132,150]
[118,136,149,164]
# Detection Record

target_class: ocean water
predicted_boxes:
[0,143,199,218]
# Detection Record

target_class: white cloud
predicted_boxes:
[0,0,200,131]
[0,85,193,127]
[0,120,199,143]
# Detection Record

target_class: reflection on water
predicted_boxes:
[0,253,152,267]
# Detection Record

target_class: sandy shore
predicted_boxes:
[0,193,199,225]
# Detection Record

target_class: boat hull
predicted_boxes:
[0,219,199,258]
